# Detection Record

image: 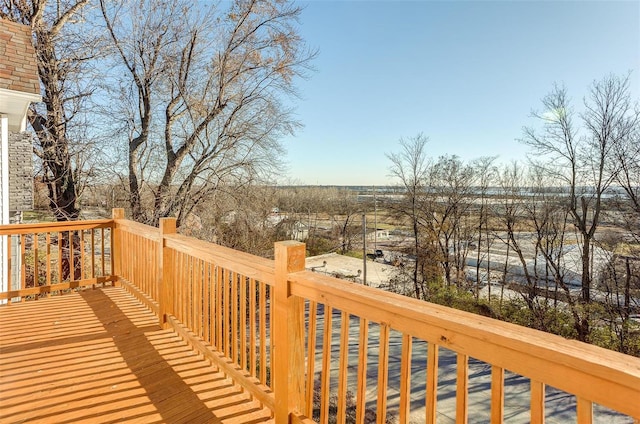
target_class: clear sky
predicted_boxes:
[281,0,640,186]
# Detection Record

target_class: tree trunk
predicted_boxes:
[412,211,421,299]
[581,236,591,303]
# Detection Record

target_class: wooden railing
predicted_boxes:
[1,209,639,423]
[109,210,278,409]
[0,219,115,301]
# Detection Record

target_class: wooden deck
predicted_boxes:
[0,286,273,424]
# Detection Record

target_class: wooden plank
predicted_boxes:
[165,234,275,285]
[259,281,267,386]
[0,219,112,236]
[69,230,75,284]
[119,278,159,316]
[320,305,333,424]
[188,255,194,331]
[426,343,439,424]
[20,234,26,300]
[203,261,211,345]
[292,414,316,424]
[290,295,306,417]
[0,276,118,300]
[204,262,213,345]
[399,333,413,423]
[491,365,504,423]
[530,380,545,424]
[240,275,247,371]
[57,232,63,287]
[456,353,468,423]
[232,271,238,364]
[171,250,179,322]
[337,311,350,423]
[166,314,276,411]
[159,218,176,327]
[196,258,203,338]
[192,258,199,336]
[217,265,224,352]
[33,233,39,294]
[90,229,95,280]
[305,300,317,418]
[137,234,143,292]
[273,241,306,423]
[221,267,228,357]
[356,317,369,424]
[173,255,181,333]
[377,323,390,424]
[182,254,189,328]
[269,284,274,387]
[100,227,105,276]
[45,232,51,294]
[169,249,176,319]
[112,218,160,242]
[111,210,121,280]
[577,397,593,424]
[6,236,11,304]
[249,277,257,377]
[0,286,273,423]
[80,229,85,281]
[119,230,127,281]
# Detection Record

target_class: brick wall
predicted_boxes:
[8,131,33,212]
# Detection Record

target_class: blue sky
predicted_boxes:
[281,0,640,185]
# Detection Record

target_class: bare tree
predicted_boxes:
[387,133,431,299]
[197,184,280,257]
[472,156,497,299]
[327,188,361,255]
[1,0,99,221]
[425,155,476,287]
[521,74,637,341]
[275,185,330,250]
[99,0,315,226]
[498,163,574,332]
[612,111,640,242]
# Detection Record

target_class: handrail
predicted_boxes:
[289,268,640,419]
[113,218,160,242]
[0,219,112,235]
[164,233,275,284]
[2,210,639,423]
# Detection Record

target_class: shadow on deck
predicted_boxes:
[0,287,273,423]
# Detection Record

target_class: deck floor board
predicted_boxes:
[0,286,273,423]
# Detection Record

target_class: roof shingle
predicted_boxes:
[0,19,39,95]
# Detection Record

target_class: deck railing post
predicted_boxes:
[274,241,306,423]
[159,218,176,328]
[111,208,125,285]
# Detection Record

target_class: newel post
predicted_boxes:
[159,218,176,329]
[112,208,125,285]
[274,241,306,423]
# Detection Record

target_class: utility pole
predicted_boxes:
[374,186,377,253]
[362,213,367,286]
